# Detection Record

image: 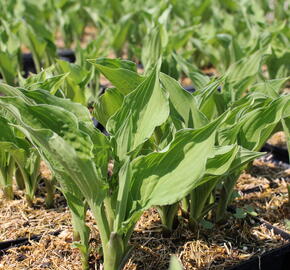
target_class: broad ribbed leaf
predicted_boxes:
[114,157,132,231]
[56,60,89,85]
[0,114,41,201]
[238,95,290,150]
[224,51,264,100]
[94,87,124,127]
[250,77,289,99]
[112,14,133,52]
[0,83,110,180]
[141,25,168,73]
[189,145,239,221]
[160,72,207,129]
[107,68,169,159]
[266,51,290,79]
[89,58,144,95]
[196,80,226,120]
[22,89,92,125]
[167,26,195,52]
[55,60,88,104]
[205,145,239,176]
[27,74,68,95]
[192,145,263,222]
[189,71,210,91]
[0,96,106,206]
[129,117,223,210]
[0,83,32,103]
[0,51,17,85]
[0,116,29,166]
[217,94,271,145]
[225,51,263,83]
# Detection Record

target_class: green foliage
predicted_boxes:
[0,1,289,269]
[1,50,288,268]
[234,206,257,219]
[0,115,41,204]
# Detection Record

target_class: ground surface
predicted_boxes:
[1,153,289,269]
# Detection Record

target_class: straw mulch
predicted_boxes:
[0,157,289,269]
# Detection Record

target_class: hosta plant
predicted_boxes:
[0,115,41,205]
[0,63,252,269]
[91,58,289,231]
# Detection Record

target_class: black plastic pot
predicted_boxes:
[261,143,289,164]
[226,242,290,270]
[183,85,196,93]
[240,185,264,195]
[226,205,290,270]
[225,180,290,270]
[21,50,75,77]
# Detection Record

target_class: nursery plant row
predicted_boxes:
[0,1,289,269]
[0,0,289,87]
[0,54,289,269]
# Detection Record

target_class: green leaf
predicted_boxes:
[160,72,207,129]
[250,77,289,99]
[0,96,106,206]
[112,13,133,53]
[266,51,290,79]
[56,60,89,85]
[234,208,247,219]
[107,67,169,159]
[169,256,183,270]
[167,26,195,52]
[0,115,41,202]
[22,89,92,125]
[129,117,223,211]
[27,73,68,95]
[225,51,264,100]
[0,51,17,85]
[88,58,144,95]
[55,60,89,104]
[141,25,168,73]
[245,205,257,217]
[189,72,210,91]
[94,87,124,127]
[238,95,290,150]
[189,144,262,223]
[114,157,132,231]
[284,219,290,231]
[200,219,214,229]
[196,79,226,120]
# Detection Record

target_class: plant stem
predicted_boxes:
[15,166,25,190]
[90,203,134,270]
[90,203,110,247]
[157,203,179,234]
[71,210,90,270]
[104,197,115,230]
[215,172,241,222]
[44,178,56,208]
[189,179,217,230]
[0,157,15,200]
[81,256,90,270]
[103,233,125,270]
[3,185,14,200]
[181,196,189,214]
[25,194,34,207]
